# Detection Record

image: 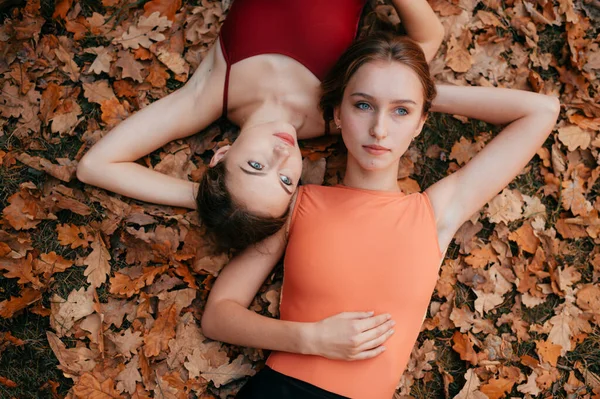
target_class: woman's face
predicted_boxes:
[210,121,303,217]
[335,60,427,172]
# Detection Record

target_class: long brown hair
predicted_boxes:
[320,32,436,125]
[196,161,289,253]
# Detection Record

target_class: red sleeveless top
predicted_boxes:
[266,185,444,398]
[219,0,367,116]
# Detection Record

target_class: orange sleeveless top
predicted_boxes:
[266,185,443,399]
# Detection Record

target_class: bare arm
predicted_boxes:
[76,44,225,209]
[425,85,560,249]
[202,229,394,360]
[391,0,445,63]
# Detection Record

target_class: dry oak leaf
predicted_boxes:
[73,373,123,399]
[146,60,169,88]
[548,310,572,355]
[561,174,593,217]
[55,45,80,82]
[201,354,256,388]
[3,189,51,231]
[116,356,142,394]
[485,188,524,224]
[50,286,94,337]
[0,254,43,289]
[83,235,111,288]
[17,153,78,182]
[56,223,93,249]
[473,289,504,315]
[0,376,18,388]
[430,0,462,16]
[453,369,488,399]
[107,329,143,359]
[143,0,182,21]
[46,331,96,377]
[0,287,42,318]
[52,0,72,20]
[143,303,177,357]
[100,297,136,329]
[508,222,540,254]
[118,12,172,50]
[452,331,478,365]
[480,377,516,399]
[558,124,592,151]
[83,81,116,105]
[115,50,145,83]
[517,371,542,396]
[87,46,114,75]
[446,34,473,73]
[33,252,73,280]
[464,245,497,268]
[50,97,82,135]
[576,284,600,323]
[450,136,484,166]
[101,98,130,128]
[40,82,62,123]
[536,339,562,367]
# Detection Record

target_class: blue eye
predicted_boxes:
[248,161,263,170]
[280,175,292,186]
[395,108,408,116]
[356,102,371,111]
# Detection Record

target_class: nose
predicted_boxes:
[272,144,291,166]
[370,112,387,140]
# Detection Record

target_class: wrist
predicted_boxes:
[296,322,318,356]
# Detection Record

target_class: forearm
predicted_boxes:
[77,161,198,209]
[430,85,560,125]
[202,300,313,355]
[392,0,444,62]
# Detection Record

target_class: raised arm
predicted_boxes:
[425,85,560,250]
[391,0,445,63]
[202,229,395,361]
[76,44,225,209]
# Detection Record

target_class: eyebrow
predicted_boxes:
[238,166,293,195]
[350,92,417,105]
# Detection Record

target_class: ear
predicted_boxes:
[333,106,342,128]
[209,145,231,167]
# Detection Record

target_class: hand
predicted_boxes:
[306,312,395,361]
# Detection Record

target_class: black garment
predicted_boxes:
[235,366,350,399]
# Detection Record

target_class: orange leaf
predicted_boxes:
[52,0,72,20]
[101,98,130,127]
[72,373,123,399]
[143,0,182,21]
[143,303,177,357]
[0,287,42,318]
[452,331,478,365]
[508,222,540,254]
[56,223,93,249]
[0,376,17,388]
[480,377,516,399]
[83,235,112,288]
[536,340,562,367]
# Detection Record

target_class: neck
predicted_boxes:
[239,100,303,132]
[342,155,401,193]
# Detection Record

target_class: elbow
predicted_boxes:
[200,303,218,340]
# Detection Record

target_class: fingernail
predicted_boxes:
[381,346,386,351]
[386,314,391,320]
[391,320,396,326]
[369,311,375,316]
[389,329,395,335]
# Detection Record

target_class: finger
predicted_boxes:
[337,311,374,319]
[356,328,395,352]
[355,313,392,332]
[353,319,395,346]
[350,345,387,361]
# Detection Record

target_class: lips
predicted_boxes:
[363,145,390,155]
[273,133,296,146]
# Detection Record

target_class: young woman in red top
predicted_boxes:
[76,0,444,252]
[201,33,560,398]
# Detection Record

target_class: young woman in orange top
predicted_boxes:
[76,0,444,252]
[201,33,560,398]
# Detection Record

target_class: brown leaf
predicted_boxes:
[453,369,488,399]
[0,287,42,318]
[50,287,95,337]
[83,81,116,105]
[508,222,540,254]
[143,303,177,357]
[143,0,182,22]
[72,373,123,399]
[200,355,255,388]
[0,254,43,288]
[536,339,562,367]
[452,331,478,365]
[485,189,524,224]
[115,356,142,394]
[56,223,93,249]
[118,12,172,50]
[558,124,592,151]
[0,376,18,388]
[83,235,111,288]
[52,0,72,20]
[446,34,473,73]
[480,377,516,399]
[101,98,130,128]
[115,51,145,83]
